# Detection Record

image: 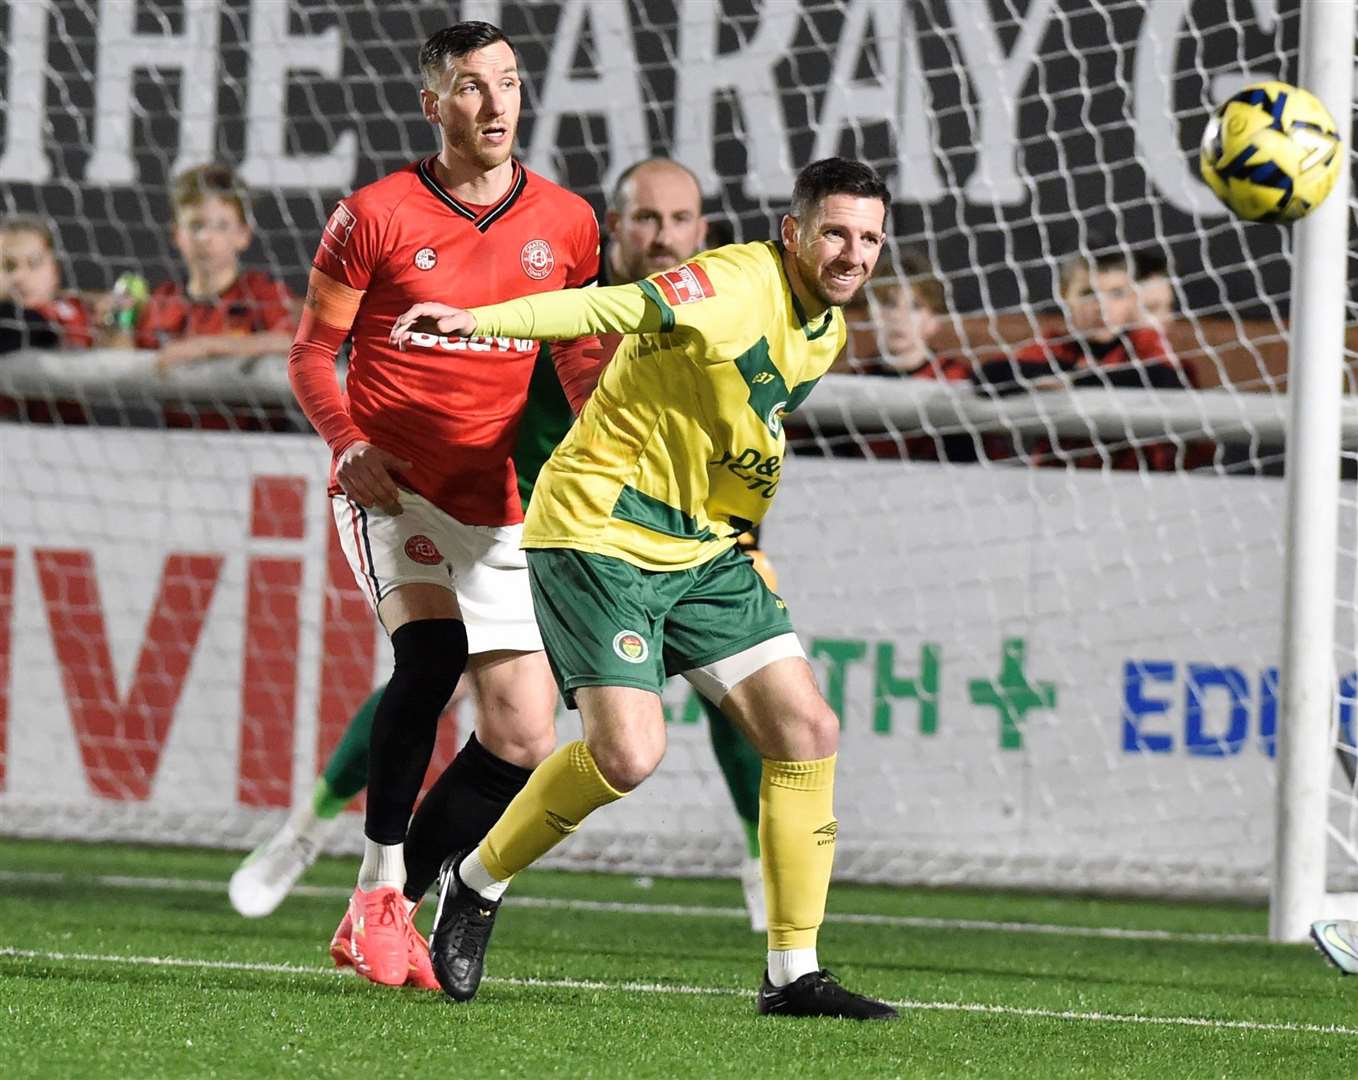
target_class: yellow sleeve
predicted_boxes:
[634,246,769,358]
[470,283,662,341]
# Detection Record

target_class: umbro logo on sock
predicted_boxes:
[813,820,838,846]
[545,810,578,835]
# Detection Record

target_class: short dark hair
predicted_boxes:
[1131,247,1169,282]
[1058,248,1130,293]
[172,163,249,223]
[790,158,890,222]
[420,22,515,89]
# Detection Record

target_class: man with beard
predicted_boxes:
[392,157,900,1020]
[284,20,602,988]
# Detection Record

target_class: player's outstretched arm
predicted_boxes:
[390,282,665,350]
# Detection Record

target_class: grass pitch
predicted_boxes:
[1,838,1354,1078]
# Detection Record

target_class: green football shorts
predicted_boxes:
[525,544,799,707]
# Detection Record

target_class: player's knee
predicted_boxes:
[390,618,469,702]
[587,738,663,793]
[477,721,556,769]
[793,700,840,760]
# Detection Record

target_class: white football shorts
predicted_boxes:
[332,489,543,655]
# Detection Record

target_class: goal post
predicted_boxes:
[1270,0,1358,941]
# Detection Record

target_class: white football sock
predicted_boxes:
[458,847,511,902]
[357,839,405,891]
[767,947,819,987]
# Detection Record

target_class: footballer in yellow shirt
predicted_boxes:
[390,157,899,1020]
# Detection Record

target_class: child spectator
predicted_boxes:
[800,251,977,462]
[0,215,97,351]
[129,163,297,370]
[837,249,967,382]
[976,249,1196,470]
[1132,247,1176,333]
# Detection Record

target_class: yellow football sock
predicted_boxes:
[759,754,837,951]
[478,740,626,882]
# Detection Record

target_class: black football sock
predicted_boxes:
[402,732,534,902]
[363,618,468,846]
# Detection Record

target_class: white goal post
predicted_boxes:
[1269,0,1358,940]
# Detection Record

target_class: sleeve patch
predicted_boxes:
[324,202,357,249]
[653,263,715,306]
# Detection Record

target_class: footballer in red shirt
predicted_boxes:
[285,21,603,991]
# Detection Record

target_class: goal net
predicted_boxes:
[1,0,1355,904]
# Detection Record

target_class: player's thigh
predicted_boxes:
[665,545,834,760]
[524,547,671,709]
[331,493,462,634]
[575,683,669,792]
[717,656,838,762]
[442,520,546,656]
[467,648,558,768]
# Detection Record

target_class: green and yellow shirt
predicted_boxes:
[468,241,845,571]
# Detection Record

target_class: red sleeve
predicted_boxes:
[287,308,366,455]
[312,196,386,292]
[1125,327,1171,364]
[565,212,601,288]
[133,284,183,349]
[547,209,606,412]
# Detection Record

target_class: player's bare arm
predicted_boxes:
[289,266,411,515]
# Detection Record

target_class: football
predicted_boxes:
[1199,80,1343,222]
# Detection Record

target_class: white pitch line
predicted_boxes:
[0,868,1269,945]
[1,946,1354,1038]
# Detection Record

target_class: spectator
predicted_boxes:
[126,163,297,370]
[1132,247,1175,333]
[800,251,976,462]
[0,215,97,351]
[976,249,1196,470]
[836,249,965,380]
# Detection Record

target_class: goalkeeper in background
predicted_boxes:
[392,156,899,1020]
[230,156,773,932]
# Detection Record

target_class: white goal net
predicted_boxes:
[1,0,1355,904]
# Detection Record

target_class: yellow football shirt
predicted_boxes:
[468,240,846,571]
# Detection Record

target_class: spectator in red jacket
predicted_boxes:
[0,215,99,351]
[116,164,297,370]
[976,249,1196,471]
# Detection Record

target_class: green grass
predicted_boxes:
[1,838,1355,1078]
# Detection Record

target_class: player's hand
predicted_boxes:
[336,441,413,516]
[389,303,477,349]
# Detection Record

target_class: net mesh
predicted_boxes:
[0,0,1355,898]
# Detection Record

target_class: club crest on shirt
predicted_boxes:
[413,247,437,271]
[404,535,443,565]
[612,630,649,664]
[520,239,555,280]
[654,263,715,306]
[765,400,788,436]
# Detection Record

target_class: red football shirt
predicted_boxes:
[33,294,95,349]
[310,157,601,526]
[134,270,296,349]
